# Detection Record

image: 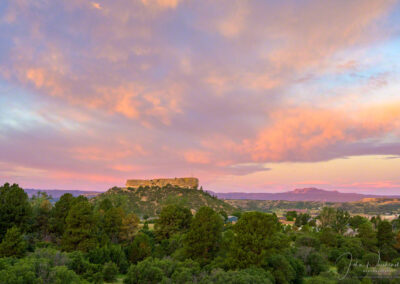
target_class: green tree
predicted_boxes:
[376,220,397,261]
[370,215,381,228]
[349,215,368,229]
[51,193,76,237]
[128,232,152,263]
[0,183,31,238]
[87,245,129,274]
[102,207,124,243]
[295,213,311,227]
[98,198,113,212]
[31,192,53,239]
[333,209,350,234]
[296,234,320,249]
[0,226,26,257]
[229,211,283,268]
[155,204,192,240]
[184,207,223,264]
[395,231,400,251]
[377,220,394,248]
[306,252,328,276]
[320,228,337,247]
[266,254,296,283]
[319,207,336,229]
[62,198,97,252]
[358,222,377,252]
[119,213,140,243]
[286,211,298,221]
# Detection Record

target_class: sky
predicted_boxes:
[1,0,400,194]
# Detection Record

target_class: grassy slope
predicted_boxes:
[93,185,237,217]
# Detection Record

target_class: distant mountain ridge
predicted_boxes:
[211,188,400,202]
[24,188,103,199]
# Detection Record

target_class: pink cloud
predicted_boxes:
[183,150,211,164]
[242,103,400,162]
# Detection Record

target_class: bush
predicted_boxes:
[124,261,163,284]
[124,258,201,284]
[362,253,379,266]
[306,252,328,276]
[205,268,274,284]
[87,245,129,273]
[49,265,81,284]
[103,261,118,282]
[0,249,81,284]
[127,233,152,264]
[304,276,336,284]
[67,250,103,282]
[266,254,296,283]
[296,234,320,249]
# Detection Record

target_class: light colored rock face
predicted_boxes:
[126,177,199,189]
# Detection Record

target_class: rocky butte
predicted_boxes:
[125,177,199,189]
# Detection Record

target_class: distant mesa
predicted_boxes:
[212,188,400,202]
[125,177,199,189]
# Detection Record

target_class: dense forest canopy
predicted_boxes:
[1,182,400,283]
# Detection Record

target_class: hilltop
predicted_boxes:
[93,185,236,217]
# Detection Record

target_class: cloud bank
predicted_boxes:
[0,0,400,192]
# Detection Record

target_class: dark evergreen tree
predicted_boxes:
[229,211,283,268]
[377,220,394,248]
[61,198,97,252]
[128,232,152,264]
[0,183,31,238]
[184,206,223,264]
[155,204,192,240]
[0,226,26,257]
[358,222,377,252]
[50,193,76,237]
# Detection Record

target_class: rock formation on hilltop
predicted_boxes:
[125,177,199,189]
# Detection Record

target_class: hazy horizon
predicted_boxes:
[21,184,400,196]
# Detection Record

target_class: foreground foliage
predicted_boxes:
[1,182,400,283]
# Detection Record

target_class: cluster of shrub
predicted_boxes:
[1,182,400,283]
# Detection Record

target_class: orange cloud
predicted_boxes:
[24,68,64,97]
[217,1,248,38]
[243,103,400,162]
[91,2,102,10]
[141,0,181,9]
